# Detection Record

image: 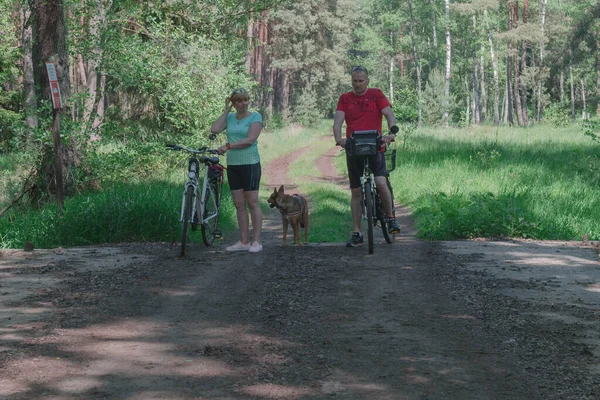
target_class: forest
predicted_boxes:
[1,0,600,245]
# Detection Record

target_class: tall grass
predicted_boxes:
[390,124,600,240]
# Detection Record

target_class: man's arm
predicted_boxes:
[333,110,346,147]
[381,106,398,144]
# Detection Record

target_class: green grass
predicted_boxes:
[389,124,600,240]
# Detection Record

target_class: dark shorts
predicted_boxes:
[346,151,387,189]
[227,162,261,191]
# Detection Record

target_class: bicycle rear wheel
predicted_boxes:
[379,179,396,244]
[201,180,221,246]
[181,186,194,256]
[364,181,374,254]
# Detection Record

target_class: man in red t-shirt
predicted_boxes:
[333,66,400,247]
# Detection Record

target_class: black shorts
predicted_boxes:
[346,151,387,189]
[227,162,261,191]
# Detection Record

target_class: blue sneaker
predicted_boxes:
[346,232,364,247]
[387,218,401,234]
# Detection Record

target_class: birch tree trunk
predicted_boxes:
[569,56,575,119]
[485,9,500,125]
[444,0,451,127]
[560,71,564,103]
[389,54,394,105]
[480,46,487,122]
[431,0,439,70]
[408,0,422,126]
[537,0,547,120]
[581,79,587,120]
[465,77,470,126]
[472,15,481,124]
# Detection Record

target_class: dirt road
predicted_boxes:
[1,139,600,399]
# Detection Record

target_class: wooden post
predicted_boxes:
[53,108,64,211]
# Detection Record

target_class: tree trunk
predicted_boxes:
[408,0,422,126]
[511,1,525,126]
[389,55,394,105]
[560,71,564,103]
[22,7,38,136]
[485,9,500,125]
[31,0,74,205]
[80,0,111,141]
[480,46,487,122]
[506,1,514,126]
[472,15,481,124]
[520,0,529,125]
[581,78,587,120]
[538,0,547,120]
[444,0,451,127]
[431,0,439,70]
[465,77,470,126]
[569,56,575,119]
[597,52,600,115]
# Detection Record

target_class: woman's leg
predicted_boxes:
[245,190,262,243]
[231,188,250,243]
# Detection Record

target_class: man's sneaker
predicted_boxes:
[226,241,251,252]
[248,242,263,253]
[346,232,364,247]
[388,218,401,234]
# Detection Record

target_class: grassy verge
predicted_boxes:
[2,121,598,248]
[390,124,600,240]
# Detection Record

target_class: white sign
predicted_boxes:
[45,62,58,82]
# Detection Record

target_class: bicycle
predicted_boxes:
[166,143,225,256]
[348,127,399,254]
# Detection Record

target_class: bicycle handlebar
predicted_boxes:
[165,143,220,155]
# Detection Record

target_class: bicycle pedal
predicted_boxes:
[213,230,222,239]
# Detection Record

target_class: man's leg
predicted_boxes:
[350,187,362,233]
[374,176,394,217]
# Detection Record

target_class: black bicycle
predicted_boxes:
[349,127,399,254]
[166,143,225,256]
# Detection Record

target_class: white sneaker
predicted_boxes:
[226,241,251,252]
[248,242,263,253]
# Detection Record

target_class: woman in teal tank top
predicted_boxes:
[210,88,264,253]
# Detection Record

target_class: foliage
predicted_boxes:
[583,118,600,143]
[392,77,419,124]
[422,68,453,126]
[543,102,573,128]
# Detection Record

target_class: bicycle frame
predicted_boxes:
[167,143,223,255]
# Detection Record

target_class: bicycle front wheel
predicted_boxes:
[201,180,221,246]
[380,179,396,244]
[364,181,374,254]
[181,186,194,256]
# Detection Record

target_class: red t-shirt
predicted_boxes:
[336,88,391,138]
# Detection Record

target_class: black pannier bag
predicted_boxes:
[348,130,380,157]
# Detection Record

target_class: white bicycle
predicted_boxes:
[166,143,225,256]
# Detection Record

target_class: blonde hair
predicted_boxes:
[230,87,249,102]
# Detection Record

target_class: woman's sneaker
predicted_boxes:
[248,242,263,253]
[226,241,251,252]
[346,232,364,247]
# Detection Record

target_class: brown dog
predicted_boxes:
[267,185,309,247]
